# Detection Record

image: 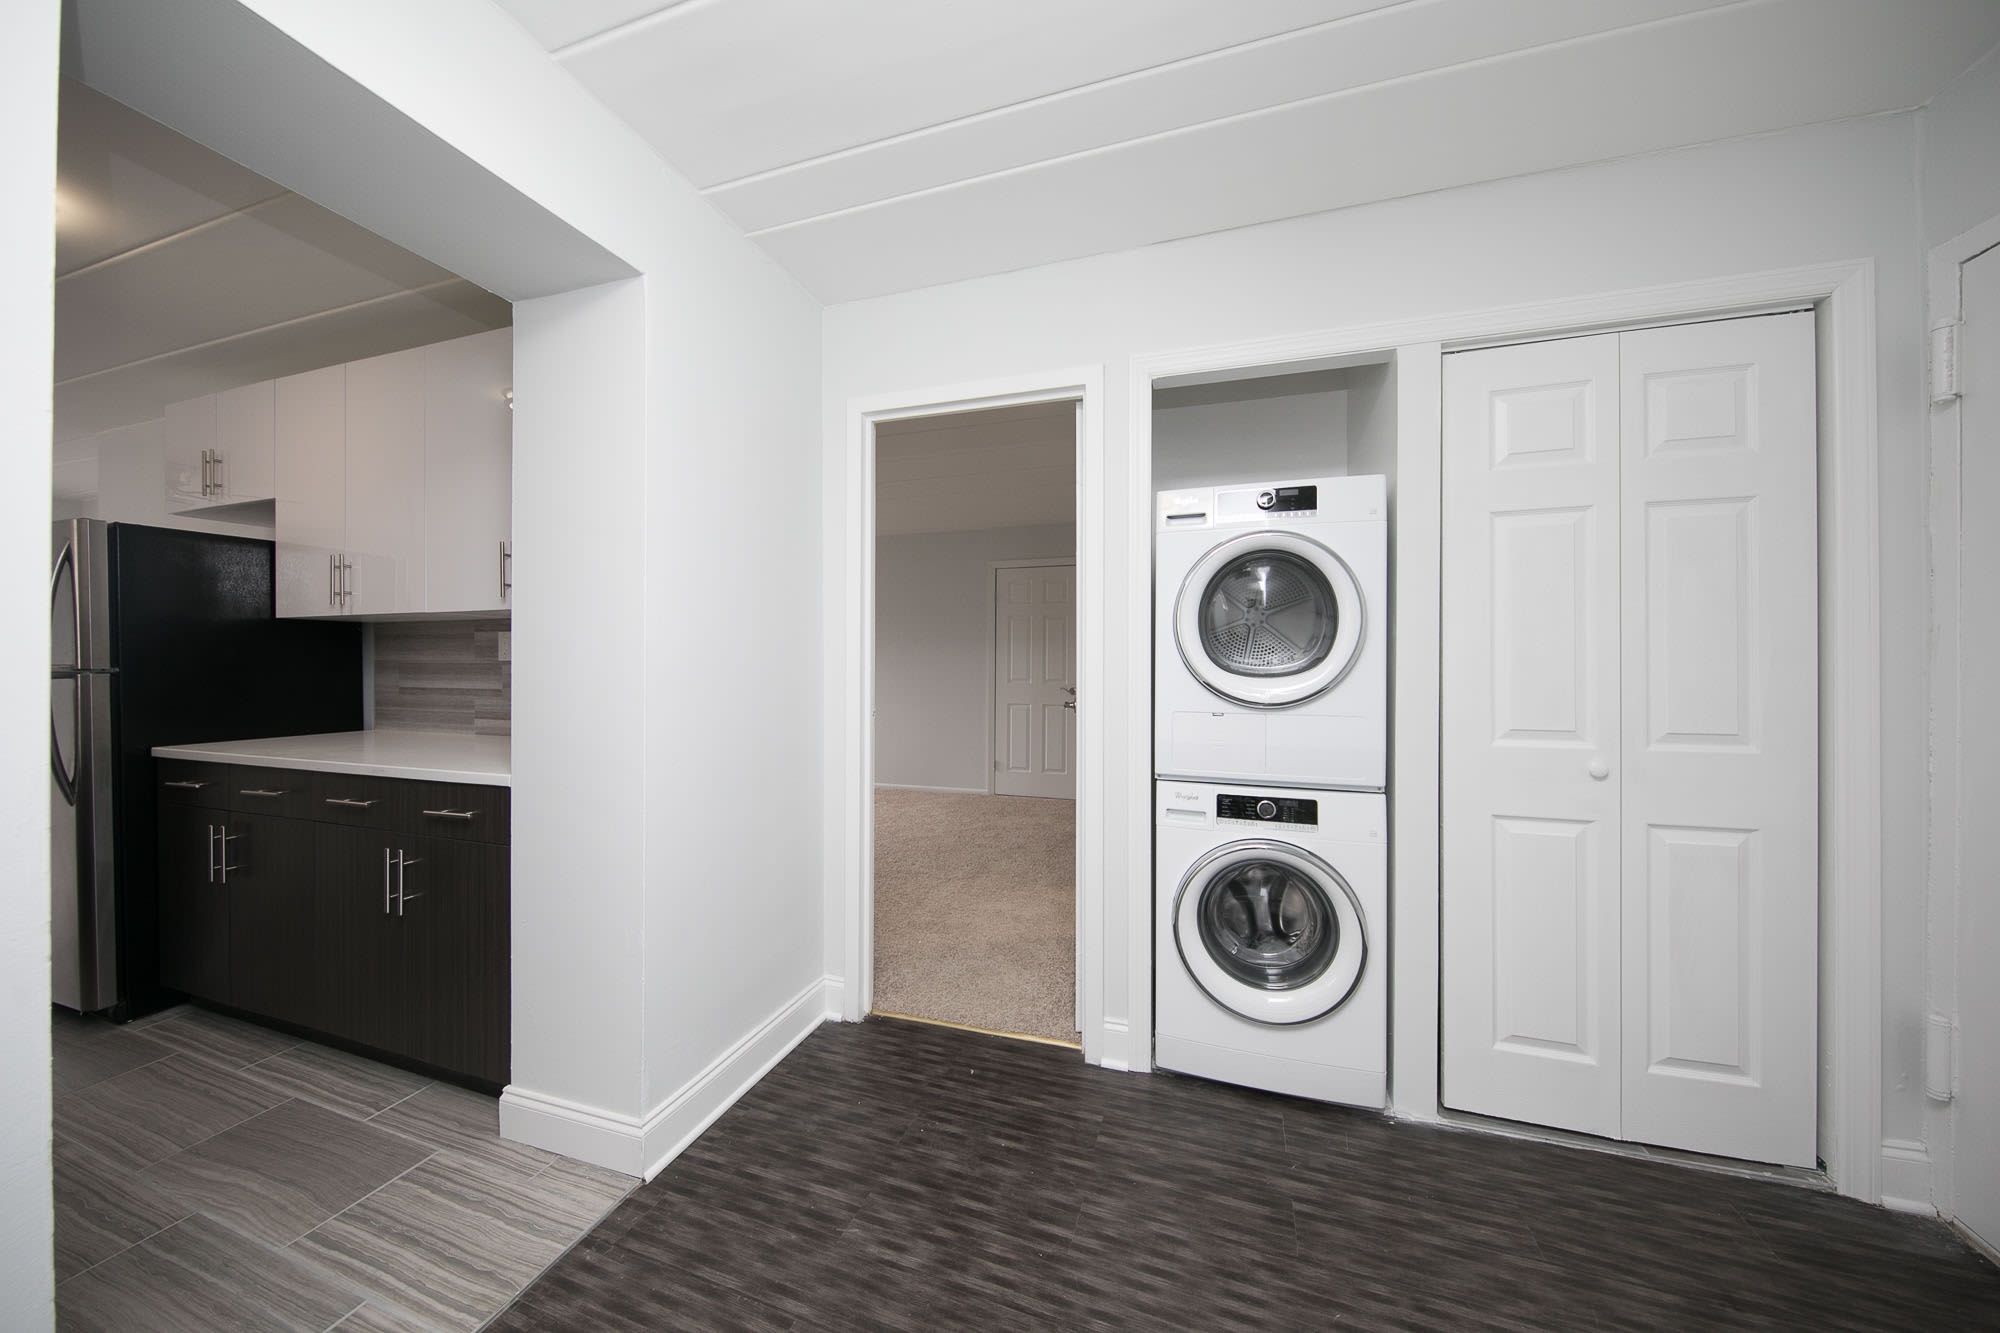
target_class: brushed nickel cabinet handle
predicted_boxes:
[239,788,288,798]
[420,808,478,821]
[383,847,392,914]
[217,829,240,884]
[330,553,338,608]
[500,540,511,602]
[164,779,210,790]
[397,852,423,916]
[324,796,378,809]
[206,824,218,884]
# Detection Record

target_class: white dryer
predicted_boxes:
[1155,780,1386,1108]
[1155,475,1387,790]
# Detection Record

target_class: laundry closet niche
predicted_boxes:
[1150,355,1398,494]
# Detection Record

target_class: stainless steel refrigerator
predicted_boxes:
[50,519,363,1019]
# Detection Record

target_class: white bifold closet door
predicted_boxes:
[1440,311,1818,1168]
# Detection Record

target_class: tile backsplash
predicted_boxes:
[372,619,510,735]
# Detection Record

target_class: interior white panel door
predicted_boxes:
[992,563,1076,799]
[1442,333,1624,1138]
[274,365,345,618]
[1956,243,2000,1251]
[424,329,512,613]
[1617,313,1818,1168]
[344,346,428,615]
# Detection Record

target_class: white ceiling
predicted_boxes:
[490,0,2000,303]
[875,401,1075,536]
[54,79,511,443]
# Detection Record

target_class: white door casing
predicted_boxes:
[1442,312,1819,1167]
[1442,331,1625,1139]
[1954,241,2000,1252]
[993,562,1077,799]
[1616,314,1818,1167]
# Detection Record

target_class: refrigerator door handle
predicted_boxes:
[50,539,79,804]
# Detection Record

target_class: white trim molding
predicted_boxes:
[1128,259,1883,1200]
[1881,1139,1937,1215]
[500,976,833,1179]
[1924,213,2000,1229]
[830,367,1110,1063]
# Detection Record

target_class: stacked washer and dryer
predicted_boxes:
[1154,476,1390,1107]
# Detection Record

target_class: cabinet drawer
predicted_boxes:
[226,766,316,819]
[404,781,509,844]
[158,760,230,807]
[310,772,405,829]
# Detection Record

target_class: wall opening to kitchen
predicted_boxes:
[871,402,1080,1046]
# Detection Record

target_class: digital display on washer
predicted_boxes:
[1254,485,1317,513]
[1217,794,1319,826]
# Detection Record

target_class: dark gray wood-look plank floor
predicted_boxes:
[491,1017,2000,1332]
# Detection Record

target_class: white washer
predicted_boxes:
[1155,475,1387,790]
[1155,780,1386,1108]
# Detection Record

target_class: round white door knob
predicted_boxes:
[1588,760,1610,780]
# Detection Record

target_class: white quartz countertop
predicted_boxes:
[152,731,510,787]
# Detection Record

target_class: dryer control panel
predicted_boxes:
[1217,793,1318,826]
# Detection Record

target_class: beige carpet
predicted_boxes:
[872,788,1078,1043]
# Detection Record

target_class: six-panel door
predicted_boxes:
[1441,311,1819,1168]
[992,563,1077,799]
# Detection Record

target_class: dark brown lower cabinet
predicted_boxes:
[157,804,230,1001]
[316,824,413,1058]
[227,812,320,1029]
[155,759,510,1086]
[402,835,510,1085]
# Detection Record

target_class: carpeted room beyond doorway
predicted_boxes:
[872,788,1077,1043]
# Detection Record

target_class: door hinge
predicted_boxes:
[1925,1011,1958,1101]
[1932,322,1963,404]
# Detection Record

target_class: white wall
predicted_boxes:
[3,2,57,1325]
[53,418,275,540]
[822,111,1929,1177]
[876,524,1075,792]
[1921,45,2000,249]
[64,0,824,1177]
[1151,373,1348,491]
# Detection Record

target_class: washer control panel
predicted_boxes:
[1253,485,1318,513]
[1217,793,1318,826]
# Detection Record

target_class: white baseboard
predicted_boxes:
[822,973,849,1020]
[873,782,990,795]
[1095,1018,1138,1072]
[500,975,833,1180]
[1880,1138,1935,1214]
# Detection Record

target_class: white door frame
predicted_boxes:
[1130,259,1882,1201]
[1922,214,2000,1221]
[836,369,1106,1062]
[987,557,1078,798]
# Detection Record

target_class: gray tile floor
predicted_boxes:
[51,1005,636,1332]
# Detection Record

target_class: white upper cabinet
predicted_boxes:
[163,394,215,511]
[163,381,276,512]
[344,346,429,616]
[214,381,276,503]
[272,329,512,619]
[423,328,512,613]
[275,365,347,618]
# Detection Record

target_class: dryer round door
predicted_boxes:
[1173,839,1367,1025]
[1173,531,1365,708]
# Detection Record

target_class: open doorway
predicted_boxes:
[870,401,1079,1045]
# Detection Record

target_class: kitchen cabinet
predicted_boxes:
[274,329,512,619]
[275,365,349,617]
[157,802,231,1001]
[226,810,320,1030]
[155,758,510,1086]
[164,381,277,512]
[344,346,428,615]
[424,328,512,613]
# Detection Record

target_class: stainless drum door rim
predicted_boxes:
[1172,838,1368,1026]
[1172,530,1366,709]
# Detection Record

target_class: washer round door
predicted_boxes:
[1173,840,1367,1025]
[1173,530,1364,708]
